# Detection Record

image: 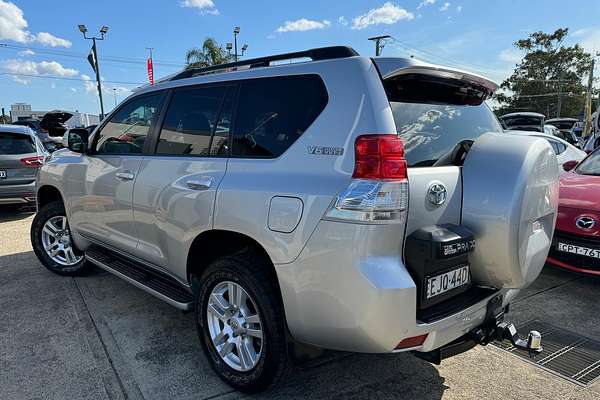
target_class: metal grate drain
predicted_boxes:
[494,320,600,386]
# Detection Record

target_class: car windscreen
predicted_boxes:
[576,149,600,176]
[548,121,576,130]
[501,116,543,128]
[390,102,503,167]
[0,133,36,155]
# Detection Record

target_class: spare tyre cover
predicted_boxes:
[462,132,559,289]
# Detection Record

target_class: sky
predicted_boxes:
[0,0,599,116]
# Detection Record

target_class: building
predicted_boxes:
[9,103,100,128]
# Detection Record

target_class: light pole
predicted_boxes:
[79,24,108,119]
[113,88,117,108]
[232,26,248,62]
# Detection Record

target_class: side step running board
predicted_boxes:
[86,245,194,310]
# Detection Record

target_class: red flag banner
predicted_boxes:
[147,58,154,85]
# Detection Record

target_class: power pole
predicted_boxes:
[368,35,391,56]
[583,57,595,138]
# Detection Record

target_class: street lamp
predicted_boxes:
[226,42,233,58]
[241,44,248,57]
[233,27,240,61]
[78,24,108,119]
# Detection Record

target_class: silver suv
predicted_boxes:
[31,46,559,393]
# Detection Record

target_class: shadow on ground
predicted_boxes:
[0,205,35,223]
[0,250,448,400]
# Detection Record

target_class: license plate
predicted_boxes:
[0,170,6,179]
[557,242,600,259]
[426,265,470,299]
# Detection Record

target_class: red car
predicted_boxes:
[547,148,600,275]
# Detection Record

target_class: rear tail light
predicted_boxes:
[325,134,409,223]
[20,156,44,167]
[395,333,428,350]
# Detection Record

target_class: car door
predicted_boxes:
[69,92,165,253]
[130,84,233,281]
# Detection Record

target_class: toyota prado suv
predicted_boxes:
[31,46,559,393]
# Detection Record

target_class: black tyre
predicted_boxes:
[195,249,290,393]
[31,200,89,276]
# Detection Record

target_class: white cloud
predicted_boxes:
[180,0,219,15]
[456,5,462,12]
[498,48,523,64]
[338,16,348,26]
[0,1,72,47]
[276,18,331,33]
[17,49,35,56]
[0,0,30,42]
[417,0,435,9]
[1,59,78,84]
[352,2,414,30]
[440,2,450,11]
[35,32,72,48]
[572,27,600,54]
[81,74,131,97]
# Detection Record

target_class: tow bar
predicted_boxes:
[414,294,542,365]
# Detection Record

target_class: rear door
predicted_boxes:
[376,61,502,235]
[130,84,233,281]
[0,132,40,186]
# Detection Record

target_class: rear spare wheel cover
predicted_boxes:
[461,133,559,289]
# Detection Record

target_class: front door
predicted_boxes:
[69,92,164,253]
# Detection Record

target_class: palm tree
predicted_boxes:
[185,38,232,69]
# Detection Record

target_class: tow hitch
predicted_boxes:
[414,294,542,365]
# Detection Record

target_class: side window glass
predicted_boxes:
[231,75,327,158]
[556,142,567,154]
[156,86,229,156]
[94,94,162,154]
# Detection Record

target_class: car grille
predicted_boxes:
[549,231,600,271]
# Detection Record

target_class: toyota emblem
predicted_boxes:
[427,182,447,206]
[576,216,596,231]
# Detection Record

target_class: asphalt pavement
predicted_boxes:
[1,207,599,400]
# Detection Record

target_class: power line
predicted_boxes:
[0,43,185,68]
[0,72,143,85]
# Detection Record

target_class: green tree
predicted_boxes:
[185,37,232,69]
[494,28,593,118]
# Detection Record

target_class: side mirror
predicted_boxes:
[562,160,578,172]
[67,129,89,153]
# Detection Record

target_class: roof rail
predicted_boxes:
[168,46,359,81]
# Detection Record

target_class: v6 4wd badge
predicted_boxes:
[307,146,344,156]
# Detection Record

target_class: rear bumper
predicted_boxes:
[275,219,519,353]
[0,182,37,205]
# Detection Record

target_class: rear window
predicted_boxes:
[0,133,36,155]
[231,75,328,158]
[390,102,502,167]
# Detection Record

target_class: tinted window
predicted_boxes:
[542,138,566,155]
[94,93,162,154]
[0,133,36,154]
[231,75,327,158]
[391,103,503,167]
[157,86,231,156]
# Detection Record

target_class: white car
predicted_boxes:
[507,130,586,168]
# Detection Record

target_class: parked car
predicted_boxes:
[547,147,600,275]
[30,47,558,393]
[0,124,47,206]
[506,130,586,167]
[582,132,600,153]
[499,112,545,132]
[12,119,57,152]
[546,117,578,135]
[544,124,581,148]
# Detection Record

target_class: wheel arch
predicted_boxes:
[186,230,279,288]
[37,185,64,209]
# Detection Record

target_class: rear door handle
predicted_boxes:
[116,171,135,181]
[186,176,213,190]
